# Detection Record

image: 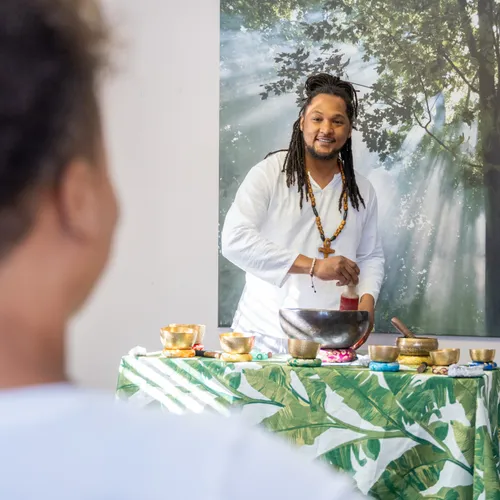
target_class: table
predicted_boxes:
[116,354,500,499]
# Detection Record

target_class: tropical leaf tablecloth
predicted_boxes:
[116,355,500,499]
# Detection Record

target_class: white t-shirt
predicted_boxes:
[0,383,367,499]
[221,151,385,339]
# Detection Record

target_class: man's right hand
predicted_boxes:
[315,256,360,285]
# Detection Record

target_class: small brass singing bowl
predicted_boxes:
[470,349,496,363]
[168,323,205,345]
[288,339,321,359]
[429,348,460,366]
[219,333,255,354]
[160,326,197,350]
[396,337,438,356]
[369,345,400,363]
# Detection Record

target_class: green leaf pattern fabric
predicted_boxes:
[116,355,500,499]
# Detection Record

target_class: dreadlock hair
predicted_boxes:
[266,73,365,211]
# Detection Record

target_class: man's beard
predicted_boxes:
[305,142,339,161]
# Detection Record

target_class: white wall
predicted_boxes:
[68,0,499,389]
[68,0,221,388]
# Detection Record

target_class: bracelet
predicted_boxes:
[309,258,317,294]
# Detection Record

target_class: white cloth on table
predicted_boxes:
[222,151,385,342]
[0,383,367,499]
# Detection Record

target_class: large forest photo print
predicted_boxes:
[218,0,500,337]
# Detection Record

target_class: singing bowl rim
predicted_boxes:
[396,336,437,342]
[280,308,368,315]
[161,326,198,334]
[219,332,249,338]
[279,308,370,350]
[168,323,205,343]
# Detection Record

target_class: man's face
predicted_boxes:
[300,93,351,161]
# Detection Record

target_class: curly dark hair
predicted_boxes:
[0,0,109,258]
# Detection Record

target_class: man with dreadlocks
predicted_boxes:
[222,73,385,353]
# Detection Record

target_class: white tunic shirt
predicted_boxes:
[221,151,385,340]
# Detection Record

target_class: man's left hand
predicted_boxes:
[359,294,375,332]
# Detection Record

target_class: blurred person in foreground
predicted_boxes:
[0,0,367,498]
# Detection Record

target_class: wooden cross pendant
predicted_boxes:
[319,238,335,258]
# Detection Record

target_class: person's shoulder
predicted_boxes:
[264,149,288,163]
[253,150,287,176]
[239,150,287,191]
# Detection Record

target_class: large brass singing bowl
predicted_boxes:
[279,309,371,350]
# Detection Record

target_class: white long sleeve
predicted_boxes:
[356,184,385,302]
[221,159,300,288]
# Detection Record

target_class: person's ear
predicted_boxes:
[56,159,101,241]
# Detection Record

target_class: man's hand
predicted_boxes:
[359,294,375,332]
[315,256,360,285]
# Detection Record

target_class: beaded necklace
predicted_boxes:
[305,159,348,258]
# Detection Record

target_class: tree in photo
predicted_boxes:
[223,0,498,334]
